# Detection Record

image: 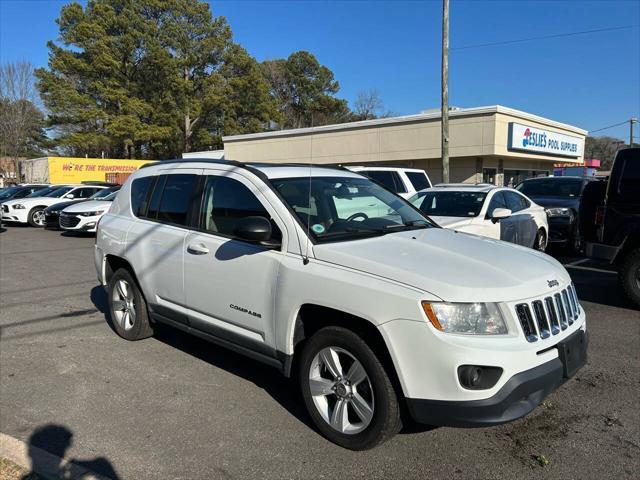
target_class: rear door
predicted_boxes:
[183,170,286,353]
[126,169,201,324]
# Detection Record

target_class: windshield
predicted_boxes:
[516,178,582,197]
[103,191,118,201]
[90,187,119,199]
[26,186,57,198]
[0,187,21,199]
[272,176,433,242]
[411,191,487,217]
[44,187,73,198]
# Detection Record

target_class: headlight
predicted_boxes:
[545,207,573,218]
[422,302,507,335]
[13,204,25,209]
[79,210,106,217]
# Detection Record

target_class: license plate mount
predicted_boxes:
[557,330,588,378]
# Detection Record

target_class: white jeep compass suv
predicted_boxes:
[95,160,587,450]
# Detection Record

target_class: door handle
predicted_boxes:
[187,243,209,255]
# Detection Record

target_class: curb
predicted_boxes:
[0,432,111,480]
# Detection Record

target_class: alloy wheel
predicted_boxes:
[309,346,375,435]
[33,210,45,226]
[111,279,136,331]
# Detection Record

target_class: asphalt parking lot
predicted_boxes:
[1,225,639,480]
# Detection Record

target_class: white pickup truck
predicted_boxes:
[95,160,587,450]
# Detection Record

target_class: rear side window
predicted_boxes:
[363,170,406,194]
[156,174,198,225]
[146,175,167,220]
[406,171,430,191]
[131,176,154,217]
[617,151,640,199]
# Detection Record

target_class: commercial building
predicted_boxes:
[211,105,587,186]
[19,157,152,184]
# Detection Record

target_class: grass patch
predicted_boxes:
[0,457,41,480]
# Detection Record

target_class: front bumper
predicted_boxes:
[406,330,588,427]
[0,207,28,223]
[44,212,61,229]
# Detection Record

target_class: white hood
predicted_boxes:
[313,227,570,303]
[63,200,112,213]
[430,216,475,229]
[2,196,68,208]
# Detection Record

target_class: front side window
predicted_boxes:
[487,191,507,216]
[199,176,281,240]
[272,176,431,242]
[406,171,430,191]
[415,191,487,218]
[504,191,529,213]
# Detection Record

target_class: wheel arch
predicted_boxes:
[104,254,137,285]
[286,303,404,398]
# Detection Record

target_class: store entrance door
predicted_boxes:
[483,168,497,184]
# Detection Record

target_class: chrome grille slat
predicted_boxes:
[515,304,538,342]
[532,300,551,339]
[562,289,574,325]
[544,296,561,335]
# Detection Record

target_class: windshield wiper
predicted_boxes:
[382,220,431,231]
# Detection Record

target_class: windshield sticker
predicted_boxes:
[311,224,325,234]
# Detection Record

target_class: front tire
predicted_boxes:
[299,326,401,450]
[27,207,45,227]
[107,268,153,340]
[620,248,640,307]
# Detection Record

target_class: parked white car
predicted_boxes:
[60,191,118,233]
[409,184,549,251]
[346,166,431,198]
[95,160,586,450]
[1,184,110,227]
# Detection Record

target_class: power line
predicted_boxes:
[452,24,639,50]
[589,121,630,134]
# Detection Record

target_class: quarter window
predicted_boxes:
[131,176,154,217]
[363,170,406,194]
[199,176,281,241]
[146,175,167,220]
[406,171,430,191]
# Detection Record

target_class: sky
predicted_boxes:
[1,0,639,141]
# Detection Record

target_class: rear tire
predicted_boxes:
[619,248,640,307]
[27,207,45,227]
[299,326,401,450]
[534,228,547,252]
[107,268,154,340]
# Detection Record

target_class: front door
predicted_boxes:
[183,170,285,353]
[484,191,517,242]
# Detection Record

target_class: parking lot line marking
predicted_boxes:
[565,265,618,274]
[565,258,589,266]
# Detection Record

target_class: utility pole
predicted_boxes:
[631,117,637,147]
[441,0,450,183]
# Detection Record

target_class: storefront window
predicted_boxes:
[504,169,549,187]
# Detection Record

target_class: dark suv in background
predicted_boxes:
[584,148,640,306]
[516,176,600,252]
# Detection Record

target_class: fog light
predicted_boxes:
[458,365,502,390]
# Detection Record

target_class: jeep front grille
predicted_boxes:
[515,284,580,343]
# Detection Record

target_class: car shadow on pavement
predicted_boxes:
[571,268,637,310]
[89,285,437,436]
[21,424,120,479]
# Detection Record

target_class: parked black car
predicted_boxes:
[515,176,599,251]
[584,148,640,306]
[0,184,50,204]
[44,186,120,229]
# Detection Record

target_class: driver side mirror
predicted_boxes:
[490,208,512,223]
[234,216,280,248]
[64,193,75,199]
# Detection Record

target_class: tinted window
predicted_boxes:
[146,175,167,219]
[406,171,430,191]
[73,187,100,198]
[516,178,582,197]
[27,187,56,198]
[200,176,281,240]
[44,187,73,198]
[364,170,406,193]
[487,191,507,216]
[504,191,529,212]
[156,174,198,225]
[618,151,640,198]
[131,177,154,216]
[417,191,487,217]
